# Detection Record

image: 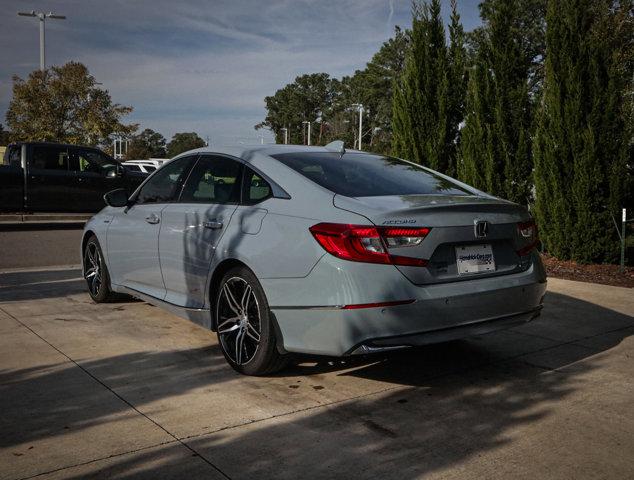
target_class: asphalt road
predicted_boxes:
[0,269,632,479]
[0,225,84,270]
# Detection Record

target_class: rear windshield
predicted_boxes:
[272,152,471,197]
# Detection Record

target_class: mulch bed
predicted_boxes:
[541,253,634,288]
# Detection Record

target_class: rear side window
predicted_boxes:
[3,145,21,167]
[243,168,272,204]
[31,145,69,171]
[272,152,471,197]
[136,156,194,204]
[179,155,243,204]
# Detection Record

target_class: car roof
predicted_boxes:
[9,141,102,150]
[175,144,363,160]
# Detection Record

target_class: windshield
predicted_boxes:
[272,152,472,197]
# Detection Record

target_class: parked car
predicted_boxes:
[125,158,169,168]
[0,142,148,213]
[122,161,158,174]
[81,143,546,375]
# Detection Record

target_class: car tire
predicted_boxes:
[215,266,288,375]
[83,235,117,303]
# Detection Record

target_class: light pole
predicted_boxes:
[351,103,364,150]
[280,127,288,145]
[18,10,66,71]
[302,121,311,146]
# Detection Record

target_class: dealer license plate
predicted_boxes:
[455,244,496,275]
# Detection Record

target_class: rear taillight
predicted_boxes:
[309,223,430,267]
[517,220,539,256]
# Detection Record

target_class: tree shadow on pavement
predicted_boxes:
[1,289,632,479]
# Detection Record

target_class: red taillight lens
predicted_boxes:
[309,223,430,267]
[517,220,539,256]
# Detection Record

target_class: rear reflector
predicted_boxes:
[310,223,430,267]
[341,299,416,310]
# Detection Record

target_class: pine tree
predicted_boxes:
[533,0,633,263]
[392,0,457,175]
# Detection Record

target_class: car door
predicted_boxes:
[69,147,121,212]
[160,155,243,307]
[106,155,196,299]
[26,144,76,211]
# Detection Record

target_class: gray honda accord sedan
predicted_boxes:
[81,142,546,375]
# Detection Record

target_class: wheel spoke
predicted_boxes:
[222,283,242,315]
[246,323,260,342]
[240,285,252,312]
[235,329,245,364]
[217,317,241,334]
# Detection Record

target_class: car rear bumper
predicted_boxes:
[347,306,542,355]
[265,251,547,357]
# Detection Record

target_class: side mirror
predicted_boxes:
[104,188,129,208]
[106,165,124,178]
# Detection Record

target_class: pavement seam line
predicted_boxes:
[0,306,232,480]
[15,439,180,480]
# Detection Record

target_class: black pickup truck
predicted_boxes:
[0,142,147,213]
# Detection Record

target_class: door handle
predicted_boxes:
[203,220,223,229]
[145,213,160,224]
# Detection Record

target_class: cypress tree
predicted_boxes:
[458,53,494,192]
[447,0,467,177]
[392,0,456,174]
[459,0,541,205]
[533,0,632,263]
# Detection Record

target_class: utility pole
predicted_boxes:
[280,127,288,145]
[18,10,66,71]
[302,121,311,146]
[352,103,364,150]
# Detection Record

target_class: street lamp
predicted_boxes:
[280,127,288,145]
[351,103,364,150]
[17,10,66,71]
[302,121,311,146]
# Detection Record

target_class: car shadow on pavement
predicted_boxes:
[1,283,633,478]
[0,268,141,303]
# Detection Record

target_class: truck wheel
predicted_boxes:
[215,266,288,375]
[83,235,117,303]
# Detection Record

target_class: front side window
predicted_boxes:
[136,156,194,204]
[243,168,272,204]
[180,155,243,204]
[72,149,118,175]
[31,146,69,171]
[272,152,471,197]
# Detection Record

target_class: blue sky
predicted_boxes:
[1,1,482,145]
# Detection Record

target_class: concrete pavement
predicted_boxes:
[0,269,632,479]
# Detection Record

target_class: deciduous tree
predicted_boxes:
[5,62,135,147]
[166,132,205,157]
[126,128,167,159]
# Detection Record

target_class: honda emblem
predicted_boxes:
[474,220,488,238]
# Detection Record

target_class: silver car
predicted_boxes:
[82,144,546,375]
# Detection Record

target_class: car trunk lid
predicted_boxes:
[334,194,535,285]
